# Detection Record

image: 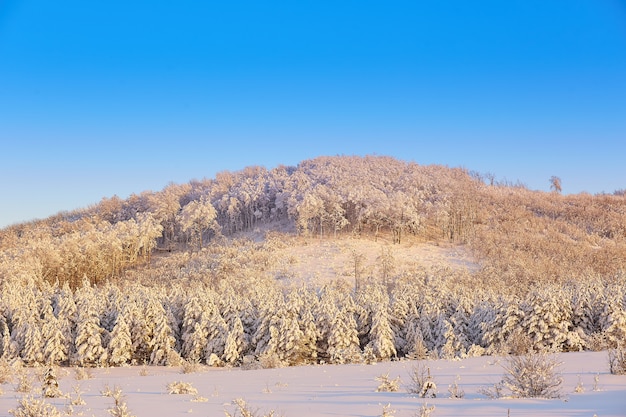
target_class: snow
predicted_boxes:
[1,351,624,416]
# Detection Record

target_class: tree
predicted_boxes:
[178,196,219,251]
[549,176,562,193]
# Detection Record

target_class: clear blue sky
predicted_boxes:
[1,1,625,228]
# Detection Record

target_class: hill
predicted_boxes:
[1,154,624,290]
[0,155,624,371]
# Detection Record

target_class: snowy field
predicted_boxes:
[1,351,624,417]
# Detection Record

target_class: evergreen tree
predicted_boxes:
[41,305,67,365]
[108,308,133,366]
[74,301,107,366]
[42,367,62,398]
[366,304,396,361]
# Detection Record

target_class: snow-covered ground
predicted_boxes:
[1,351,624,416]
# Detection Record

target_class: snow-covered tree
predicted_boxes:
[108,308,133,366]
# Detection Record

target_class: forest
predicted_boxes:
[0,155,624,369]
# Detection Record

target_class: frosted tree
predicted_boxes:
[522,289,581,352]
[41,304,67,365]
[53,283,78,361]
[150,299,180,366]
[74,300,107,367]
[366,302,396,361]
[297,305,318,364]
[482,299,526,354]
[42,367,62,398]
[205,308,229,364]
[326,305,361,364]
[108,308,133,366]
[180,296,210,362]
[178,196,220,251]
[274,305,309,365]
[222,315,247,365]
[20,316,44,365]
[570,282,604,341]
[0,316,12,360]
[600,295,626,348]
[389,289,409,356]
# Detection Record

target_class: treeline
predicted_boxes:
[0,270,624,368]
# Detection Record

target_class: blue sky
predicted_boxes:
[1,1,625,228]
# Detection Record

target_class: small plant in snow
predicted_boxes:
[70,384,87,405]
[41,367,62,398]
[574,375,584,393]
[9,395,61,417]
[376,373,400,392]
[593,374,600,391]
[14,372,32,393]
[478,381,504,399]
[608,346,626,375]
[108,386,135,417]
[407,364,436,398]
[191,395,208,402]
[138,366,149,376]
[73,367,93,380]
[380,403,395,417]
[167,380,198,395]
[181,359,201,374]
[415,403,435,417]
[447,375,464,399]
[101,384,113,397]
[501,353,562,398]
[224,398,281,417]
[0,358,14,384]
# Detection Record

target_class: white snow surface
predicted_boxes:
[1,351,624,417]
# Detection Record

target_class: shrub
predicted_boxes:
[501,353,562,398]
[375,373,400,392]
[406,364,436,398]
[224,398,282,417]
[9,396,61,417]
[108,386,135,417]
[166,381,198,395]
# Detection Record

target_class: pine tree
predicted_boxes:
[41,305,67,365]
[366,304,397,361]
[326,306,361,364]
[222,316,247,365]
[42,367,62,398]
[180,296,210,362]
[149,299,180,366]
[20,316,44,365]
[74,301,107,367]
[108,308,133,366]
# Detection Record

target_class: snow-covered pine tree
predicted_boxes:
[41,302,67,365]
[180,296,210,362]
[53,282,78,363]
[149,298,180,366]
[205,306,228,363]
[42,366,62,398]
[19,315,44,365]
[74,296,107,367]
[600,293,626,349]
[326,304,361,364]
[297,302,318,364]
[366,299,396,361]
[222,315,247,364]
[522,288,581,352]
[108,307,133,366]
[0,315,11,360]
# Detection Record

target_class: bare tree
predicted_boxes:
[549,176,562,194]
